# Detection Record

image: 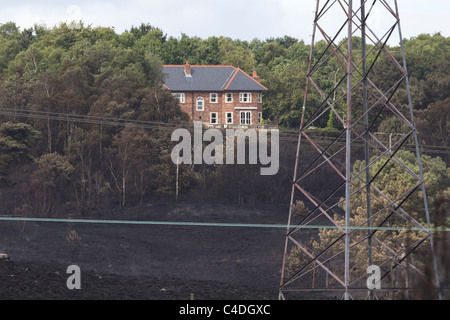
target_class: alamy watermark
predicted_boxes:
[66,265,81,290]
[367,265,381,290]
[170,121,279,176]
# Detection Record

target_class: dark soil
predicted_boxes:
[0,202,298,300]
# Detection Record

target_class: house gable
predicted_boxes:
[224,68,268,91]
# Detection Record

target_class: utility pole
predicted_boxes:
[176,145,179,202]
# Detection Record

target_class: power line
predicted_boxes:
[0,216,449,233]
[0,107,186,131]
[1,107,448,155]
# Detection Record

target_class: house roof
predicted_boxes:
[162,64,268,92]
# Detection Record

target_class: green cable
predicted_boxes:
[0,216,448,233]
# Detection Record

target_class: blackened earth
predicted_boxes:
[0,202,321,300]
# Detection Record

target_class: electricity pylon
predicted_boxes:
[279,0,441,300]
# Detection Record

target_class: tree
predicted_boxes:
[106,126,135,208]
[260,42,287,67]
[0,22,21,39]
[139,86,190,123]
[416,98,450,163]
[69,126,106,216]
[260,59,309,128]
[402,33,450,109]
[40,22,93,51]
[30,153,74,217]
[194,36,221,65]
[0,37,21,71]
[218,38,256,74]
[287,151,449,289]
[128,23,157,40]
[0,122,40,184]
[134,27,167,59]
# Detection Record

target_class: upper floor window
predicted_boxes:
[196,97,204,111]
[239,92,252,103]
[210,93,218,103]
[172,93,185,103]
[258,93,263,103]
[225,93,233,103]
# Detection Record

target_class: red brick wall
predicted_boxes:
[174,91,263,126]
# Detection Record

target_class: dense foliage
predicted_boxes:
[0,21,448,219]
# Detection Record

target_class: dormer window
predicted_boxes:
[196,97,204,111]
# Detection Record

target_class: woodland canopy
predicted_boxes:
[0,21,447,220]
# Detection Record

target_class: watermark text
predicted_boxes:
[171,121,279,176]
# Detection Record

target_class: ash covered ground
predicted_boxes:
[0,202,308,300]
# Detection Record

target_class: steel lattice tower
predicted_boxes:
[279,0,441,300]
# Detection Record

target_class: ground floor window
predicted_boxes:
[210,112,218,124]
[240,111,251,125]
[225,112,233,124]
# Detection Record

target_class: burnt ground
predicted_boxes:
[0,202,317,300]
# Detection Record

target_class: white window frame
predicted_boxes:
[196,97,204,111]
[210,112,218,124]
[210,93,218,103]
[225,112,233,124]
[258,112,262,124]
[172,93,185,103]
[225,93,233,103]
[239,92,252,103]
[240,111,252,125]
[258,92,263,103]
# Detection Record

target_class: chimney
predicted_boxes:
[184,61,191,77]
[253,69,260,82]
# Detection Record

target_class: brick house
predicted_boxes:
[162,62,268,128]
